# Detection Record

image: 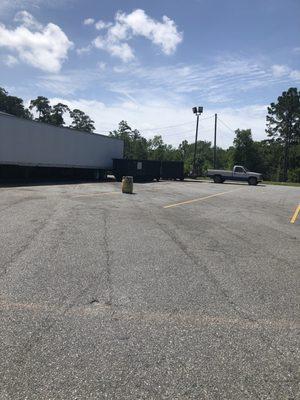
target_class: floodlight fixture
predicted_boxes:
[192,106,203,115]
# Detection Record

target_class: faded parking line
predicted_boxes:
[0,300,297,329]
[163,187,246,209]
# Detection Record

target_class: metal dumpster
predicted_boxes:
[160,161,184,180]
[113,159,161,182]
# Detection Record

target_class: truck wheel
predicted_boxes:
[248,177,257,186]
[213,175,223,183]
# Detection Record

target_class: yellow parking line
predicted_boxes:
[290,204,300,224]
[163,187,245,209]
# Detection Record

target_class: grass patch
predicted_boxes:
[194,177,300,187]
[263,181,300,187]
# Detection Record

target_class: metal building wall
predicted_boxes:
[0,112,123,169]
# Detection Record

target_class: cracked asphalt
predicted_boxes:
[0,180,299,399]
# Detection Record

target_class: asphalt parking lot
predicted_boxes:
[0,179,299,399]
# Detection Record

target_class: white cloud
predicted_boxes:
[109,57,286,100]
[271,64,300,82]
[94,36,134,62]
[0,0,75,14]
[289,70,300,81]
[76,45,92,55]
[95,20,112,31]
[83,18,95,26]
[48,96,268,148]
[37,74,77,95]
[3,54,19,67]
[36,69,101,95]
[97,61,106,71]
[105,57,300,109]
[92,9,182,62]
[117,9,183,55]
[108,21,129,41]
[292,47,300,54]
[14,10,42,29]
[0,12,73,72]
[0,0,41,13]
[271,64,290,77]
[30,55,297,148]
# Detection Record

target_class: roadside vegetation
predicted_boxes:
[0,86,299,183]
[263,181,300,187]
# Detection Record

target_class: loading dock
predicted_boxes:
[0,112,123,182]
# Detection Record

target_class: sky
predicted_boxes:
[0,0,300,148]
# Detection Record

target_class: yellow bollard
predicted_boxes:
[122,176,133,194]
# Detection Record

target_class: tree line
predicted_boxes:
[108,121,299,182]
[0,87,95,132]
[1,86,299,182]
[109,88,299,182]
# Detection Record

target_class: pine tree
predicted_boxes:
[266,88,300,181]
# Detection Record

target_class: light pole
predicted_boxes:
[213,113,217,168]
[192,106,203,177]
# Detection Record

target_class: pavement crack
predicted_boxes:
[133,202,298,386]
[89,298,99,304]
[217,222,297,272]
[134,198,257,323]
[0,196,45,213]
[156,219,257,324]
[0,209,57,279]
[103,210,113,307]
[12,281,112,367]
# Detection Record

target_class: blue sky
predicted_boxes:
[0,0,299,147]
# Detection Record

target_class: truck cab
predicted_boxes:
[233,165,248,178]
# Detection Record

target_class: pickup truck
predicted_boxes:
[207,165,262,185]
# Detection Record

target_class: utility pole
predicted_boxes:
[192,106,203,177]
[213,113,217,168]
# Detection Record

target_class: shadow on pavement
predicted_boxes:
[171,179,265,187]
[0,178,115,188]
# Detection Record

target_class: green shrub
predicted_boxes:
[288,168,300,183]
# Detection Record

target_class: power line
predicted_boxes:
[135,115,215,132]
[140,121,194,132]
[218,118,236,134]
[199,114,216,121]
[97,114,215,135]
[162,125,212,137]
[163,127,211,137]
[96,124,193,135]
